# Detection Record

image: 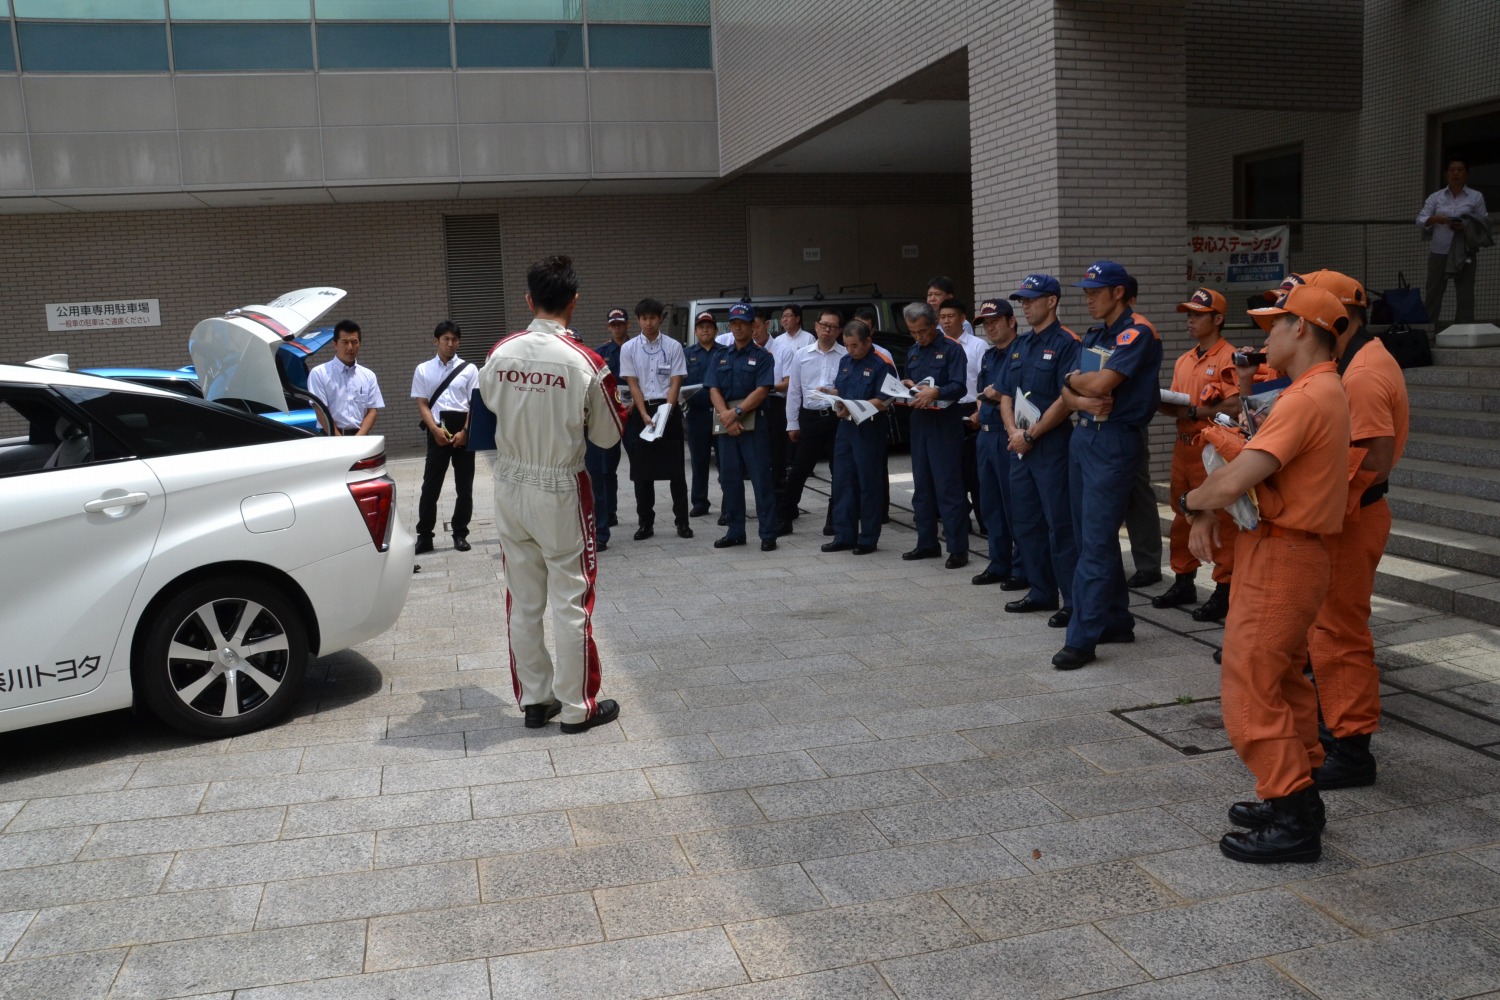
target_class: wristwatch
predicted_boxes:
[1062,372,1074,391]
[1022,431,1035,446]
[733,405,743,417]
[1188,405,1198,422]
[1178,490,1197,517]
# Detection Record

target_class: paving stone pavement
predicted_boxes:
[4,450,1500,999]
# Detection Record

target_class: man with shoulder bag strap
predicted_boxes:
[412,319,478,554]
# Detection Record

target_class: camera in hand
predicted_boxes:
[1233,350,1267,367]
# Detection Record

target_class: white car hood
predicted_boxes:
[190,287,346,412]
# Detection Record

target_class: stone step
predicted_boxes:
[1408,405,1500,438]
[1404,384,1500,414]
[1387,484,1500,537]
[1402,364,1500,390]
[1373,552,1500,628]
[1404,431,1500,471]
[1390,457,1500,504]
[1432,347,1500,367]
[1386,518,1500,579]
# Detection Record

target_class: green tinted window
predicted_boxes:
[586,0,708,23]
[587,23,710,68]
[18,22,170,71]
[168,0,311,18]
[316,22,450,68]
[453,0,580,19]
[311,0,447,18]
[455,22,582,67]
[172,23,314,70]
[15,0,163,16]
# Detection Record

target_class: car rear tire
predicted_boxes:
[138,577,308,738]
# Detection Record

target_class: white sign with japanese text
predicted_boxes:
[46,299,161,332]
[1187,226,1289,298]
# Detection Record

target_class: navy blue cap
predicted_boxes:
[728,302,754,322]
[606,308,628,323]
[975,298,1013,319]
[1009,274,1062,300]
[1073,261,1131,289]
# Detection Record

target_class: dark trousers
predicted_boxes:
[779,407,839,524]
[1010,426,1077,608]
[1123,425,1162,574]
[627,402,688,530]
[585,442,621,545]
[685,406,715,508]
[910,408,969,555]
[975,428,1019,576]
[416,412,474,540]
[1067,423,1140,652]
[957,402,981,526]
[768,395,791,496]
[1427,250,1477,324]
[831,418,888,547]
[718,424,777,542]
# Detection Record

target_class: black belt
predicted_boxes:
[800,407,837,419]
[979,423,1005,433]
[338,427,360,435]
[1360,481,1390,508]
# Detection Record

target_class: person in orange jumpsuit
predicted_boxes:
[1182,283,1351,864]
[1300,269,1409,789]
[1153,287,1241,622]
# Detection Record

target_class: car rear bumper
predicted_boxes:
[293,507,415,655]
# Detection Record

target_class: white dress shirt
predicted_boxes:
[410,354,478,414]
[619,332,687,400]
[1418,185,1489,255]
[785,341,848,431]
[955,331,989,404]
[769,329,814,397]
[308,359,384,431]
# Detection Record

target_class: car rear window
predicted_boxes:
[58,385,307,458]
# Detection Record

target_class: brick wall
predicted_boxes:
[1184,0,1362,110]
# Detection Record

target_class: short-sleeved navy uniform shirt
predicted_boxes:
[1079,311,1162,428]
[978,345,1007,427]
[833,351,896,409]
[683,341,717,412]
[704,341,775,417]
[595,340,624,379]
[999,320,1081,415]
[904,338,967,405]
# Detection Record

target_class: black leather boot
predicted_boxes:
[1151,573,1198,609]
[1228,790,1327,831]
[1313,733,1377,789]
[1219,786,1324,864]
[1191,582,1231,622]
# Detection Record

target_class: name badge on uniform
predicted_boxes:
[1043,350,1055,361]
[862,368,871,376]
[747,359,757,366]
[1011,352,1020,360]
[935,354,945,360]
[1206,367,1215,376]
[657,366,671,377]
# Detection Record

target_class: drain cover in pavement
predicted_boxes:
[1115,698,1232,755]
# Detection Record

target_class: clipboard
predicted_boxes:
[712,398,757,435]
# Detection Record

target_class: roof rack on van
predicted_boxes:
[839,283,883,297]
[787,284,824,301]
[718,285,749,298]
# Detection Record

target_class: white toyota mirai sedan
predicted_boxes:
[0,288,414,738]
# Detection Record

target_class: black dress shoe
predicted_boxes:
[775,521,793,537]
[852,544,877,555]
[945,552,969,570]
[823,524,836,536]
[608,514,619,527]
[1004,597,1058,614]
[1191,583,1231,622]
[1213,647,1222,664]
[690,504,710,517]
[761,538,778,552]
[971,570,1005,586]
[1126,568,1163,588]
[560,699,620,734]
[822,541,854,552]
[597,540,608,552]
[414,536,434,555]
[902,547,941,561]
[1312,733,1377,789]
[713,536,746,548]
[1052,646,1095,670]
[1000,577,1030,592]
[452,536,471,552]
[1229,794,1326,831]
[1099,626,1135,644]
[677,524,694,539]
[1047,608,1072,629]
[1219,786,1323,864]
[523,701,562,728]
[1151,574,1198,609]
[717,513,728,526]
[633,526,654,540]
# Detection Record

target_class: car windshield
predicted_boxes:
[58,384,308,458]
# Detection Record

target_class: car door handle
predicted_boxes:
[84,492,150,513]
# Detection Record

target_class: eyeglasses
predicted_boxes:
[816,321,841,331]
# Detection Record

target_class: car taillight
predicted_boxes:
[350,453,385,473]
[348,476,394,552]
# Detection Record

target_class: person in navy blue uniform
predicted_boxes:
[1055,261,1164,669]
[706,301,779,551]
[822,319,895,554]
[585,307,630,549]
[1001,274,1082,625]
[971,298,1026,587]
[683,310,719,518]
[900,301,970,568]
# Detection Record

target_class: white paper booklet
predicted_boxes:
[638,402,672,442]
[1160,388,1193,406]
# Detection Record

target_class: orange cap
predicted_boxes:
[1248,283,1351,335]
[1300,269,1367,308]
[1176,287,1227,314]
[1260,273,1305,303]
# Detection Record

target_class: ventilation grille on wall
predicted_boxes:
[443,214,505,344]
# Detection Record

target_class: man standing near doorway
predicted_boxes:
[619,298,691,541]
[411,319,478,555]
[309,319,384,437]
[1418,158,1488,325]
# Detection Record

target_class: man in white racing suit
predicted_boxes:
[479,255,627,734]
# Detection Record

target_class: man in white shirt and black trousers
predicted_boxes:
[411,319,479,554]
[308,318,384,437]
[619,297,692,540]
[778,306,847,536]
